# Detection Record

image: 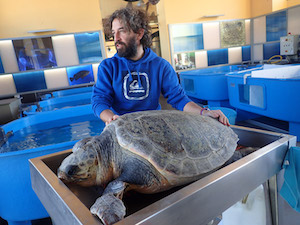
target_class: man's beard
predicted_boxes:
[115,37,137,59]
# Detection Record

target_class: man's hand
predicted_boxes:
[106,115,119,125]
[100,109,119,125]
[183,102,230,126]
[202,109,230,126]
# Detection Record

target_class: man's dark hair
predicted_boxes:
[105,7,152,48]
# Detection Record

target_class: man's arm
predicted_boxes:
[183,102,230,126]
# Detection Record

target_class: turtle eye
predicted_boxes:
[66,165,79,176]
[87,159,94,165]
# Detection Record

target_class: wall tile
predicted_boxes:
[242,46,251,61]
[0,74,17,95]
[0,56,4,73]
[66,64,94,86]
[253,44,263,62]
[220,20,245,48]
[174,52,196,70]
[266,11,287,42]
[13,71,47,92]
[263,42,280,60]
[92,63,100,82]
[173,36,204,52]
[74,32,103,64]
[287,6,300,35]
[171,23,204,52]
[0,40,19,73]
[245,19,251,45]
[207,49,228,66]
[52,34,79,67]
[195,51,208,68]
[44,68,69,89]
[12,37,57,72]
[203,22,220,50]
[228,47,242,64]
[253,16,266,44]
[170,23,203,37]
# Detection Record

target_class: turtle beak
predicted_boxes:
[57,169,69,181]
[57,165,79,182]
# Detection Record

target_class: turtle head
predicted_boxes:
[57,138,99,187]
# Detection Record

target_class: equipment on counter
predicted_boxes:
[280,34,300,63]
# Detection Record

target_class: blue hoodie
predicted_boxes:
[92,48,191,117]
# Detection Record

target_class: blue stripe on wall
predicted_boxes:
[242,46,251,61]
[13,71,47,92]
[207,49,228,66]
[0,55,4,73]
[263,42,280,60]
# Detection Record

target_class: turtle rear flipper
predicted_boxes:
[91,193,126,225]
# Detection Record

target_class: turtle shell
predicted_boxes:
[108,110,238,179]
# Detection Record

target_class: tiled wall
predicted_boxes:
[0,63,100,97]
[169,19,251,71]
[169,4,300,71]
[253,6,300,62]
[0,31,104,97]
[2,5,300,97]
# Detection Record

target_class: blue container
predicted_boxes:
[23,92,92,116]
[227,67,300,140]
[0,105,104,225]
[40,86,93,100]
[179,65,259,106]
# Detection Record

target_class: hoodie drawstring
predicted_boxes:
[125,60,142,88]
[124,60,134,82]
[136,64,142,88]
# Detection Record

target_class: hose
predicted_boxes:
[267,55,283,64]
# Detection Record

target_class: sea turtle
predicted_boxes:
[58,110,239,225]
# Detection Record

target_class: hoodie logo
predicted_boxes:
[123,72,149,100]
[129,80,145,93]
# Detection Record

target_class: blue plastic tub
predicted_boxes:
[227,65,300,140]
[179,65,259,106]
[23,92,92,116]
[40,86,93,100]
[0,104,104,225]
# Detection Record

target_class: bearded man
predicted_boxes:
[92,7,229,126]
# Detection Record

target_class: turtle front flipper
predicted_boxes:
[90,180,128,225]
[90,193,126,225]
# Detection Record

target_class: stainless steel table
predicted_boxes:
[29,125,297,225]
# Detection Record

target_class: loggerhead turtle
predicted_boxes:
[58,110,239,225]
